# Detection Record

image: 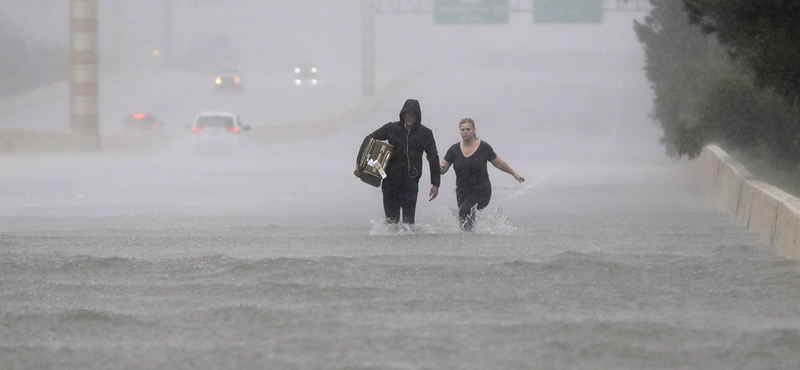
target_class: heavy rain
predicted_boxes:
[1,1,799,369]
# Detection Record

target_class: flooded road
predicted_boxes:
[2,61,800,369]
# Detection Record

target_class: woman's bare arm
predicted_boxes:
[490,157,525,183]
[440,159,452,175]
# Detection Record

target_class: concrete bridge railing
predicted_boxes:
[690,144,800,260]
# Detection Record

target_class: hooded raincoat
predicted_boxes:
[357,99,440,188]
[356,99,440,223]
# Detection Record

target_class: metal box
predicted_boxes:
[358,138,393,187]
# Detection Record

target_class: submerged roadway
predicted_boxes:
[1,51,799,369]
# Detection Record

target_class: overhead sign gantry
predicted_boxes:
[434,0,510,25]
[362,0,651,96]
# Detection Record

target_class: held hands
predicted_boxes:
[439,160,450,175]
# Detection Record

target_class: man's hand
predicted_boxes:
[429,185,439,201]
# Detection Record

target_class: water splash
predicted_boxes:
[435,205,464,234]
[434,205,517,235]
[366,206,517,235]
[471,206,517,235]
[368,219,434,236]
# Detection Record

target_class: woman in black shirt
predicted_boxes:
[440,118,525,231]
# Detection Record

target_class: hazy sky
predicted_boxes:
[2,0,646,73]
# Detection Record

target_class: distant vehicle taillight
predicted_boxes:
[228,127,240,133]
[191,127,200,132]
[152,124,159,131]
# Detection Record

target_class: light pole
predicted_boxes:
[70,0,100,150]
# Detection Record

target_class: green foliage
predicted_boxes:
[634,0,726,158]
[673,114,705,159]
[636,0,800,171]
[695,70,800,164]
[684,0,800,108]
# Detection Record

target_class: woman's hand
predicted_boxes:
[490,157,523,183]
[439,160,451,175]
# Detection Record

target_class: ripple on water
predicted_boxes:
[369,206,517,236]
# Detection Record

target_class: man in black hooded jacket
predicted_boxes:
[354,99,440,224]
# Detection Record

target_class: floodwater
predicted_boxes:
[2,145,800,369]
[3,17,800,370]
[3,116,800,369]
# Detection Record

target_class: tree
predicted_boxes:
[634,0,727,158]
[694,70,800,165]
[636,0,800,190]
[684,0,800,109]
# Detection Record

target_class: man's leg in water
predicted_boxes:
[400,182,419,224]
[382,184,402,223]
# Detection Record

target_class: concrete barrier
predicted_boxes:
[0,129,184,154]
[0,129,86,154]
[689,144,800,260]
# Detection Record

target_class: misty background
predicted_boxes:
[0,0,655,146]
[12,2,798,370]
[0,0,667,225]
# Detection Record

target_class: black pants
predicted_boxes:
[456,182,492,231]
[381,180,419,224]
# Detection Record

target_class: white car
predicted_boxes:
[189,112,250,150]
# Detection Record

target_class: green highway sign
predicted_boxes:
[533,0,603,24]
[434,0,509,25]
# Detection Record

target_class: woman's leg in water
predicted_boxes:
[456,184,492,232]
[456,188,478,231]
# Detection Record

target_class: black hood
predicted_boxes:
[399,99,422,125]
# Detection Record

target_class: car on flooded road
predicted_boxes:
[214,68,243,92]
[293,64,318,87]
[189,112,250,151]
[122,113,164,134]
